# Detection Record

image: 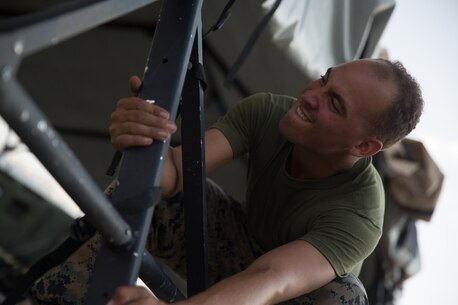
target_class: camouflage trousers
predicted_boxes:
[31,179,368,305]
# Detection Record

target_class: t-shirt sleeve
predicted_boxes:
[300,204,383,277]
[210,92,275,158]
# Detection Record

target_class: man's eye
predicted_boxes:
[332,99,338,111]
[329,96,340,114]
[331,98,340,114]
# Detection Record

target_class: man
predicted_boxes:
[32,59,423,305]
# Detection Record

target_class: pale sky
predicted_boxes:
[378,0,458,304]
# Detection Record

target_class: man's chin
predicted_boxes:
[278,117,298,144]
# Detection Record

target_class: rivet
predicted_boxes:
[13,40,23,55]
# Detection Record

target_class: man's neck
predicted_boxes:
[287,145,358,180]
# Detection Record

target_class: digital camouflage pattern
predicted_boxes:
[32,180,368,305]
[32,235,100,305]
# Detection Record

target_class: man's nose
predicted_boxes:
[303,90,322,109]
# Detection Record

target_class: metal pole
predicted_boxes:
[140,251,186,302]
[0,78,132,247]
[181,21,209,295]
[86,0,204,303]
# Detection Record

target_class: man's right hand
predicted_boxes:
[109,76,177,150]
[109,76,233,197]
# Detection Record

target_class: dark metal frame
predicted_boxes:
[0,0,208,303]
[181,21,209,295]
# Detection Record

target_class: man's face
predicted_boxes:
[279,59,396,156]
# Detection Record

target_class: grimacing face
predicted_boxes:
[279,59,396,157]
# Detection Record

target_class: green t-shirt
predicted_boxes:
[211,92,384,277]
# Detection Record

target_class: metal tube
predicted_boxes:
[140,251,186,302]
[181,22,209,296]
[0,79,132,246]
[86,0,204,303]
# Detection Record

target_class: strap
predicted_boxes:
[106,150,123,176]
[224,0,283,87]
[190,62,207,91]
[203,0,237,38]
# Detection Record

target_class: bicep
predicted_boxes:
[204,128,234,172]
[304,208,382,276]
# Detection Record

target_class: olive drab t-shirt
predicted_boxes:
[211,92,384,277]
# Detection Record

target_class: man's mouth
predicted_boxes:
[296,105,310,122]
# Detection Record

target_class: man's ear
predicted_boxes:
[351,138,383,157]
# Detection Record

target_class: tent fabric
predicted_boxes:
[262,0,396,78]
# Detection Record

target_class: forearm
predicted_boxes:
[108,269,285,305]
[160,146,183,198]
[108,241,335,305]
[178,241,335,305]
[180,266,281,305]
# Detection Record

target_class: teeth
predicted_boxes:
[296,106,309,122]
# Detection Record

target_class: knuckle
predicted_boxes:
[111,137,123,150]
[109,124,122,138]
[130,111,144,122]
[110,111,120,122]
[116,98,126,108]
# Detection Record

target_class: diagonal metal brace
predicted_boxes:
[86,0,204,303]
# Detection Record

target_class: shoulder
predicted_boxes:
[243,92,295,109]
[220,92,295,123]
